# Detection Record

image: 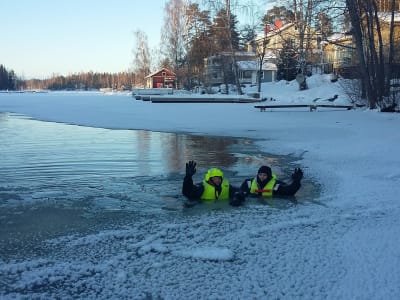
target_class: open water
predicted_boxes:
[0,112,314,260]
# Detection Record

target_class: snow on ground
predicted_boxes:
[1,74,400,299]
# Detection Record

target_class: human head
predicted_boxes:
[257,165,272,181]
[205,168,224,186]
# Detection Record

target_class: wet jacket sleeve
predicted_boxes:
[228,184,241,198]
[182,175,204,199]
[239,178,252,195]
[274,179,301,196]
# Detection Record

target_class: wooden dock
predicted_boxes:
[151,96,263,103]
[254,104,354,112]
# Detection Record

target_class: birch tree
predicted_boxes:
[162,0,187,88]
[132,29,151,87]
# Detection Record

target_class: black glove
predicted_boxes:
[185,160,197,177]
[230,192,245,207]
[291,168,303,182]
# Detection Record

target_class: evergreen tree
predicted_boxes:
[184,3,212,88]
[277,42,298,81]
[210,8,240,52]
[0,64,17,90]
[0,65,8,90]
[263,6,295,25]
[240,25,257,50]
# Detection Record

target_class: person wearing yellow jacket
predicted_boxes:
[240,165,303,197]
[182,161,245,206]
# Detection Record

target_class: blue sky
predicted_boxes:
[1,0,271,79]
[0,0,165,79]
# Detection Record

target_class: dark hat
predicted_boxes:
[258,166,272,177]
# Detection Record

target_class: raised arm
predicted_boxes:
[182,161,203,199]
[275,168,303,196]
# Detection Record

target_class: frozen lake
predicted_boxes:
[0,112,312,261]
[1,78,398,299]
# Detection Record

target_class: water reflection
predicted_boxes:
[0,115,241,183]
[132,131,239,175]
[0,113,316,259]
[0,113,275,214]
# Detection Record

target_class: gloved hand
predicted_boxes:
[291,168,303,182]
[185,160,197,177]
[229,192,245,207]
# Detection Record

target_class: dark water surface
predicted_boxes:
[0,113,314,259]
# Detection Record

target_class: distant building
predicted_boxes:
[323,11,400,78]
[203,51,276,86]
[323,33,356,75]
[145,68,176,88]
[236,60,277,84]
[250,20,324,74]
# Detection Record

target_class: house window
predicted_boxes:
[162,72,166,76]
[243,71,252,79]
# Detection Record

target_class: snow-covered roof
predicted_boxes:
[237,60,277,71]
[326,33,353,43]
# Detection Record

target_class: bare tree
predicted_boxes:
[346,0,398,109]
[161,0,187,88]
[132,30,151,87]
[250,34,268,94]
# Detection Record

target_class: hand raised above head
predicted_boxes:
[185,160,197,177]
[291,168,303,182]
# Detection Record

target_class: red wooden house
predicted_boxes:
[145,68,176,88]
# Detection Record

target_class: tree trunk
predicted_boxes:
[346,0,376,108]
[226,0,243,95]
[257,37,268,94]
[386,0,396,98]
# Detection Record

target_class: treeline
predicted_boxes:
[24,72,136,91]
[0,64,19,90]
[1,64,136,91]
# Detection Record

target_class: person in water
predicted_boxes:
[182,160,245,206]
[240,165,303,197]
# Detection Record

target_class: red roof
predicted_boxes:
[145,68,176,78]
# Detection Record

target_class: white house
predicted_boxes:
[236,60,277,84]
